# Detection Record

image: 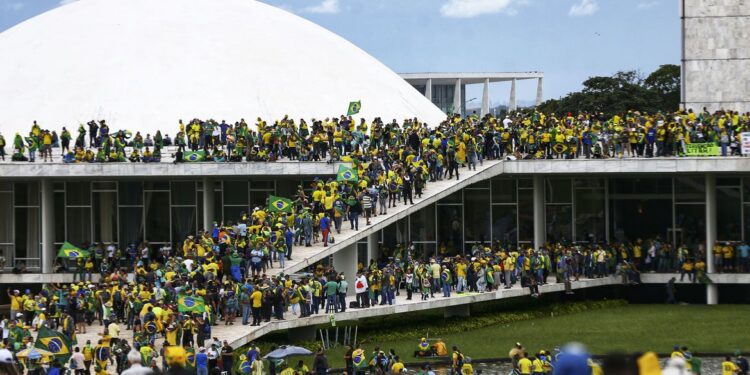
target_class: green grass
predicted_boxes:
[264,304,750,369]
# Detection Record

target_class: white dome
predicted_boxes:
[0,0,445,137]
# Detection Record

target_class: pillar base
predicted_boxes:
[443,304,470,318]
[706,284,718,305]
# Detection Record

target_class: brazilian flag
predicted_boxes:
[337,165,358,182]
[347,100,361,116]
[186,347,197,370]
[184,150,206,162]
[35,326,73,362]
[268,195,293,213]
[56,242,89,259]
[177,294,206,313]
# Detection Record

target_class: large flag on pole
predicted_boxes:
[35,326,73,363]
[337,165,358,182]
[177,294,206,314]
[268,195,293,213]
[347,101,361,116]
[56,242,89,259]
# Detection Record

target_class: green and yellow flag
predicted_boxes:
[347,101,361,116]
[337,165,358,182]
[177,294,206,314]
[184,150,206,162]
[35,326,73,362]
[56,242,89,259]
[268,195,293,213]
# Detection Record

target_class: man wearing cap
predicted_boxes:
[6,289,22,321]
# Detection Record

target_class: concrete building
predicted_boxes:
[681,0,750,111]
[3,157,749,306]
[399,72,544,116]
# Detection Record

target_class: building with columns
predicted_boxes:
[2,158,748,305]
[399,72,544,116]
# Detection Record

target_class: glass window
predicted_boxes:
[54,192,65,243]
[575,188,605,243]
[492,205,517,247]
[93,192,118,243]
[382,219,408,249]
[66,207,92,246]
[119,182,143,205]
[518,178,533,189]
[171,181,196,205]
[118,207,143,248]
[574,178,605,188]
[213,191,222,223]
[546,205,573,242]
[0,192,13,242]
[437,205,463,254]
[414,243,437,259]
[492,178,516,203]
[545,178,572,204]
[0,182,11,192]
[439,191,462,204]
[14,182,39,206]
[675,177,705,203]
[144,181,170,191]
[464,189,491,243]
[409,204,436,242]
[610,178,672,196]
[609,197,671,243]
[66,181,91,206]
[0,245,12,269]
[223,206,247,224]
[717,177,740,187]
[250,180,275,190]
[674,204,705,249]
[250,191,270,210]
[223,181,248,206]
[92,181,117,191]
[145,192,170,242]
[518,189,533,242]
[14,207,39,262]
[468,180,489,189]
[717,186,742,241]
[276,179,299,200]
[172,207,196,244]
[744,177,750,201]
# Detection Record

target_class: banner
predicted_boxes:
[685,143,719,156]
[741,132,750,156]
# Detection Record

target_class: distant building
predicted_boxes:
[399,72,544,116]
[681,0,750,111]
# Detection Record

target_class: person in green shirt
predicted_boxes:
[323,279,338,313]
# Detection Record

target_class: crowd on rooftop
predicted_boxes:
[1,108,749,163]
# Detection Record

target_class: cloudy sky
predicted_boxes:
[0,0,680,105]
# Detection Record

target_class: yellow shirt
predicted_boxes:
[391,362,405,374]
[460,363,473,375]
[722,361,738,375]
[532,359,544,372]
[251,291,263,308]
[10,295,22,311]
[456,263,467,277]
[518,358,533,374]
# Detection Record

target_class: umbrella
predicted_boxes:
[263,345,313,359]
[16,347,54,363]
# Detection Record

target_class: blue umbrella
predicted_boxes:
[263,345,313,359]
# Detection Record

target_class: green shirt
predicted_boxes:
[324,281,338,297]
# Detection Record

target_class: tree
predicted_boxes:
[537,65,680,117]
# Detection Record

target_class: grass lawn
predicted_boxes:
[279,304,750,368]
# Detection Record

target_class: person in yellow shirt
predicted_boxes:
[722,355,739,375]
[460,357,473,375]
[250,289,263,326]
[391,356,405,374]
[517,352,533,375]
[531,354,545,375]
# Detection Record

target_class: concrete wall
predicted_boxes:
[682,0,750,111]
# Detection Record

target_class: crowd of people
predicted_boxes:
[1,108,749,163]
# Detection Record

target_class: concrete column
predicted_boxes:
[366,232,379,264]
[481,78,490,117]
[41,179,55,273]
[533,175,545,251]
[333,243,358,296]
[425,78,433,103]
[535,77,544,106]
[203,177,215,231]
[705,174,718,304]
[453,78,462,115]
[509,78,517,112]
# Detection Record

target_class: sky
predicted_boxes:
[0,0,680,106]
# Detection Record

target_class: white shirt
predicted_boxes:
[183,259,194,272]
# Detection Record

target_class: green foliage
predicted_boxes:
[538,64,680,117]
